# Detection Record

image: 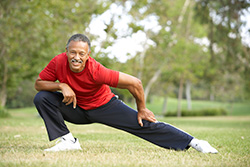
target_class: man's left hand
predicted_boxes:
[137,108,157,127]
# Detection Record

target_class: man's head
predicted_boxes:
[66,34,91,73]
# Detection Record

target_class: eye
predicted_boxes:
[80,52,86,56]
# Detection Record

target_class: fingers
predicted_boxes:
[143,111,157,122]
[138,116,157,127]
[138,117,143,127]
[65,99,73,106]
[137,109,157,127]
[60,84,77,109]
[73,96,77,109]
[149,117,157,123]
[64,97,73,106]
[146,115,157,123]
[149,114,157,123]
[62,97,68,103]
[62,95,76,109]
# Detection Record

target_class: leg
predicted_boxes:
[33,91,92,141]
[87,98,193,151]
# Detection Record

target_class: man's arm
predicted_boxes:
[35,77,77,108]
[116,72,157,127]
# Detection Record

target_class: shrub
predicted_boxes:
[164,108,228,117]
[0,106,10,118]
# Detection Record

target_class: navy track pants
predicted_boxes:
[33,91,193,151]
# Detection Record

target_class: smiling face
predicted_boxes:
[66,41,90,73]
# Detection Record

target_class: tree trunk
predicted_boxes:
[178,0,190,24]
[177,77,184,117]
[143,0,190,104]
[162,95,168,115]
[210,86,215,101]
[144,68,161,102]
[209,18,215,64]
[185,80,192,110]
[137,40,148,80]
[0,48,8,107]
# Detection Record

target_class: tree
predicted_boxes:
[110,0,212,117]
[194,0,250,101]
[0,0,111,108]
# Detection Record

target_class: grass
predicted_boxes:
[0,105,250,167]
[145,97,250,116]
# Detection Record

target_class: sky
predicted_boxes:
[240,9,250,47]
[88,2,159,62]
[88,3,250,63]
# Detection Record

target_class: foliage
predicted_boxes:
[1,0,250,109]
[0,105,10,118]
[194,0,250,100]
[164,108,228,117]
[119,0,250,104]
[6,80,37,108]
[0,0,112,107]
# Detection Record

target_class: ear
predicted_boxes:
[86,54,90,60]
[65,47,69,56]
[87,50,91,56]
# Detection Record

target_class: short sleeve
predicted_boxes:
[93,63,119,88]
[39,56,57,81]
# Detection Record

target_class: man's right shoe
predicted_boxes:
[44,137,82,152]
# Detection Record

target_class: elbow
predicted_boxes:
[136,78,142,87]
[133,78,143,90]
[126,78,143,92]
[34,78,42,91]
[34,82,40,91]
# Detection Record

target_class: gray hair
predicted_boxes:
[66,34,91,52]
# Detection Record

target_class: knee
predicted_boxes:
[142,120,166,129]
[33,91,50,105]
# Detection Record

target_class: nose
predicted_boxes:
[74,53,80,60]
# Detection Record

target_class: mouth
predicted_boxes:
[71,59,83,64]
[69,58,85,72]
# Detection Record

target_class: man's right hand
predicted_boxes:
[59,83,77,109]
[35,77,77,109]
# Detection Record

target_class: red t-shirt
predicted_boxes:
[39,52,119,110]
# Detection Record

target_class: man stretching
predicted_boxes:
[34,34,218,153]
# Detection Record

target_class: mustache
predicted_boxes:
[71,59,83,63]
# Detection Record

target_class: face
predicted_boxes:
[66,41,90,73]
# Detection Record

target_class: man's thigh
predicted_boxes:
[35,91,92,124]
[87,98,140,129]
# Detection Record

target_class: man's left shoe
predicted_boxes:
[191,139,218,154]
[44,138,82,152]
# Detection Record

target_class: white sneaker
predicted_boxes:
[44,138,82,152]
[192,140,218,154]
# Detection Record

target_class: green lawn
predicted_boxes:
[146,97,250,116]
[0,106,250,167]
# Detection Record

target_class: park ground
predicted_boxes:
[0,99,250,167]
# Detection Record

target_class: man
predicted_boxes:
[34,34,218,153]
